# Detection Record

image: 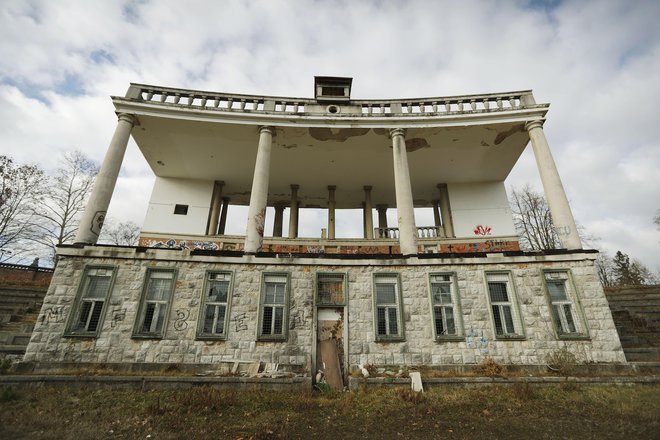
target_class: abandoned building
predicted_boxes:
[23,77,625,385]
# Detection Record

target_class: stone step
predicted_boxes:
[0,333,32,346]
[623,348,660,362]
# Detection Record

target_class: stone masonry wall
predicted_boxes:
[24,247,625,372]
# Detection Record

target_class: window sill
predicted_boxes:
[375,337,405,343]
[257,336,287,342]
[196,334,228,341]
[557,334,590,341]
[131,334,165,340]
[63,332,99,339]
[494,335,526,341]
[434,336,465,342]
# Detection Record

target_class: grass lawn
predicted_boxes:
[1,384,658,439]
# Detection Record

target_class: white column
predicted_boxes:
[363,186,374,239]
[376,204,388,237]
[437,184,454,238]
[288,184,299,238]
[327,185,336,240]
[75,113,135,244]
[218,197,230,235]
[244,126,274,253]
[206,180,224,235]
[390,128,418,255]
[273,203,285,237]
[526,120,582,249]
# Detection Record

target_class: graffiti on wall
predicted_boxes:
[39,306,66,324]
[231,313,248,332]
[110,308,126,328]
[173,308,190,331]
[466,326,489,355]
[473,225,492,236]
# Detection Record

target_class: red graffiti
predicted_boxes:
[473,225,492,236]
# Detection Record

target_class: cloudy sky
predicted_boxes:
[1,0,658,269]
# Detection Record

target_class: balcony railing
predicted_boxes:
[375,226,443,239]
[122,83,538,118]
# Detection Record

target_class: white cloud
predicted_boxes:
[0,0,658,268]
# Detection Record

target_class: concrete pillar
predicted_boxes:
[363,186,374,239]
[327,185,336,240]
[244,126,274,253]
[273,203,285,237]
[437,184,454,238]
[526,120,582,249]
[218,197,230,235]
[432,200,442,227]
[75,113,135,244]
[207,181,224,235]
[288,184,299,238]
[376,204,388,238]
[390,128,418,255]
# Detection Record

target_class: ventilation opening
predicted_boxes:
[174,204,189,215]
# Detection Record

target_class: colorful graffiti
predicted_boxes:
[473,225,492,236]
[139,238,220,251]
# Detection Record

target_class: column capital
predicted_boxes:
[327,185,336,191]
[259,125,275,135]
[363,185,373,191]
[525,119,544,131]
[376,204,388,210]
[390,127,406,138]
[290,183,300,190]
[117,113,136,125]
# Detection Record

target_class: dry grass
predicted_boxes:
[0,384,658,439]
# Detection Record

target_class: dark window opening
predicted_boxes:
[174,204,188,215]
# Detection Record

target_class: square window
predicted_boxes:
[174,204,188,215]
[317,273,346,305]
[133,268,176,338]
[65,266,116,337]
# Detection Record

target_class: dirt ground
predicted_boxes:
[1,384,659,439]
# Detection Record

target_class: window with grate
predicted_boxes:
[317,273,346,306]
[133,269,176,338]
[486,272,523,338]
[374,274,403,340]
[65,266,116,337]
[544,271,587,338]
[197,272,232,339]
[258,273,289,340]
[430,273,463,339]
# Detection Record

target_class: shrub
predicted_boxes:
[545,347,578,376]
[478,357,507,378]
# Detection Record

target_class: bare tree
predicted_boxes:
[98,219,141,246]
[0,156,45,262]
[32,151,98,260]
[595,252,615,287]
[510,185,560,250]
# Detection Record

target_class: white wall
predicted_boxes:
[448,182,516,237]
[142,177,214,235]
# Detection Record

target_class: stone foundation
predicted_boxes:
[24,246,625,375]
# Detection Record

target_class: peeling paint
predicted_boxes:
[494,124,524,145]
[405,137,430,152]
[308,127,369,142]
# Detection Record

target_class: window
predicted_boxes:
[65,266,116,337]
[429,273,463,340]
[174,204,188,215]
[197,271,232,339]
[486,272,524,339]
[373,274,404,341]
[133,268,176,338]
[258,273,289,340]
[543,271,588,339]
[316,273,346,306]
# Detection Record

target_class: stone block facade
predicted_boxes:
[24,246,626,374]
